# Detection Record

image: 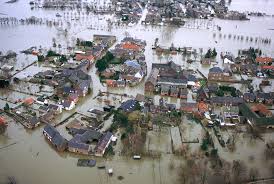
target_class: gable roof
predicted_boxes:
[209,67,222,73]
[119,99,137,112]
[43,125,67,149]
[146,68,159,86]
[256,57,273,63]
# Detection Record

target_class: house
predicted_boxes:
[208,67,223,81]
[23,98,35,106]
[68,134,91,155]
[61,100,75,111]
[239,103,274,129]
[264,93,273,105]
[93,35,116,44]
[200,58,213,65]
[170,87,179,97]
[48,104,62,114]
[222,106,239,119]
[36,96,49,105]
[243,93,256,103]
[75,80,90,97]
[135,94,145,103]
[180,102,198,113]
[149,104,162,114]
[157,77,187,89]
[251,104,273,117]
[180,88,188,99]
[61,86,75,96]
[119,99,137,112]
[68,135,91,155]
[145,68,159,92]
[68,129,103,155]
[43,125,67,152]
[122,42,141,51]
[256,92,273,104]
[106,80,118,87]
[75,53,95,62]
[40,110,56,124]
[0,116,7,126]
[25,116,41,129]
[196,88,209,102]
[198,102,209,113]
[160,85,170,96]
[240,64,257,75]
[223,68,232,79]
[101,69,116,78]
[187,74,198,87]
[255,57,273,65]
[117,80,126,87]
[208,67,232,81]
[166,103,176,111]
[152,61,181,78]
[210,97,244,106]
[207,84,218,96]
[68,93,79,103]
[94,132,113,157]
[261,65,274,73]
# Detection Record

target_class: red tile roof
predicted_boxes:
[261,65,274,70]
[251,104,272,117]
[122,42,141,51]
[256,57,273,63]
[0,116,6,125]
[198,102,208,112]
[75,54,95,62]
[24,98,35,105]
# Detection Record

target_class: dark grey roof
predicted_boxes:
[80,130,102,142]
[209,67,222,73]
[211,96,244,105]
[28,116,40,126]
[152,61,180,72]
[256,92,270,99]
[244,93,256,100]
[43,125,67,149]
[68,135,89,150]
[95,131,113,151]
[44,124,56,137]
[187,74,197,82]
[62,100,72,108]
[68,128,88,136]
[208,85,218,93]
[146,68,159,86]
[119,99,137,112]
[48,104,60,111]
[158,77,187,84]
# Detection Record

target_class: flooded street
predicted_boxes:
[1,0,274,183]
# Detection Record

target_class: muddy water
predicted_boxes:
[1,0,274,183]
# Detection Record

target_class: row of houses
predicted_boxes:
[111,37,146,61]
[106,37,147,87]
[145,61,199,98]
[208,66,232,81]
[43,124,114,156]
[244,92,274,104]
[75,35,117,63]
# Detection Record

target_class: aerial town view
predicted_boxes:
[0,0,274,183]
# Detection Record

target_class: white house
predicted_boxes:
[61,100,75,111]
